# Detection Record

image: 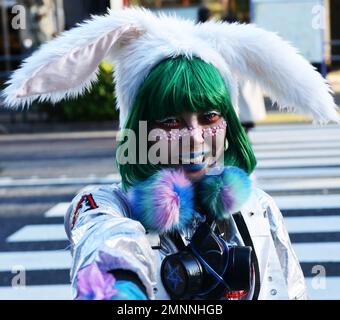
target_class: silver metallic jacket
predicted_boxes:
[64,184,308,300]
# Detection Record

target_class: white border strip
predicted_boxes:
[305,277,340,300]
[273,194,340,210]
[44,203,69,218]
[253,141,340,151]
[0,175,120,188]
[257,157,340,168]
[0,251,71,271]
[254,168,340,179]
[258,178,340,191]
[255,149,340,159]
[7,225,67,242]
[293,243,340,262]
[285,216,340,233]
[0,285,72,300]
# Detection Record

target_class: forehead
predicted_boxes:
[163,110,217,118]
[147,97,223,121]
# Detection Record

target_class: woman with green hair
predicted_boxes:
[117,56,256,190]
[3,7,338,300]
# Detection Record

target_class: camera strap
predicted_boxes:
[231,211,261,300]
[167,229,186,251]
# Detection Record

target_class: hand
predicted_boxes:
[111,281,148,300]
[75,263,147,300]
[75,263,118,300]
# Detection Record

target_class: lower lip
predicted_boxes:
[182,162,207,172]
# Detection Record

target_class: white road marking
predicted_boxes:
[258,178,340,191]
[254,167,340,179]
[0,285,72,300]
[0,251,71,271]
[257,157,340,168]
[0,175,120,187]
[305,277,340,300]
[6,225,67,242]
[285,216,340,233]
[255,149,340,158]
[44,203,69,218]
[292,243,340,262]
[273,194,340,210]
[252,124,340,132]
[253,141,340,151]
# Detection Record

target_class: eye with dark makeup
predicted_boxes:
[155,116,183,129]
[200,111,222,124]
[155,111,222,130]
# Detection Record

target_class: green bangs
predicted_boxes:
[137,56,230,122]
[117,56,257,190]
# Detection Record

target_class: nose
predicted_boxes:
[185,116,205,146]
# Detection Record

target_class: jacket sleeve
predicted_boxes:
[64,184,157,299]
[258,189,309,300]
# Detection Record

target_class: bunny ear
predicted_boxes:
[1,14,143,108]
[197,22,340,123]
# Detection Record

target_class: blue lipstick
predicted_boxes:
[183,162,207,171]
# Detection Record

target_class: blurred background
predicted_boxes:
[0,0,340,300]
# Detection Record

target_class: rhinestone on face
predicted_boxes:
[149,120,227,141]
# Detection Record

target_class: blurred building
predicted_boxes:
[63,0,110,30]
[2,0,340,84]
[330,0,340,67]
[0,0,111,83]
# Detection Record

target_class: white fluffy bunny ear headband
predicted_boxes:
[2,6,339,127]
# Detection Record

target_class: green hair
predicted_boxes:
[116,56,257,190]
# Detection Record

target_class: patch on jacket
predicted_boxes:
[72,194,98,228]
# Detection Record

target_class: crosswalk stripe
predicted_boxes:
[285,216,340,233]
[250,134,340,144]
[272,194,340,210]
[258,178,340,191]
[0,285,72,300]
[250,130,340,143]
[7,214,340,243]
[305,277,340,300]
[253,142,340,151]
[254,167,340,179]
[250,128,340,138]
[44,203,69,218]
[257,157,340,168]
[251,124,340,132]
[6,216,340,244]
[292,243,340,262]
[6,225,67,242]
[255,149,340,159]
[0,279,337,300]
[0,251,71,271]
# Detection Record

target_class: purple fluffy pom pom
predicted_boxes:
[127,168,196,233]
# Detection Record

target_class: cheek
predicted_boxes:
[203,129,226,157]
[215,130,226,158]
[169,139,181,163]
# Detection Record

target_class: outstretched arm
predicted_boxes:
[64,184,157,300]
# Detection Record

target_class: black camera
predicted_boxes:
[160,222,253,300]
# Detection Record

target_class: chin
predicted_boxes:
[183,165,208,182]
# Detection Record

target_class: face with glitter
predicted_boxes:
[148,110,227,181]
